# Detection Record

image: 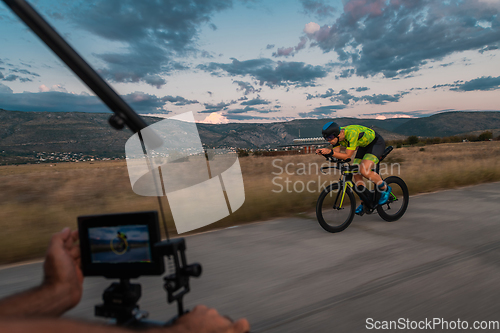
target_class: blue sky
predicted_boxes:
[0,0,499,123]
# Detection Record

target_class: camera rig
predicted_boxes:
[96,238,202,327]
[3,0,202,327]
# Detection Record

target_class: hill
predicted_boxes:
[393,111,500,137]
[0,109,499,164]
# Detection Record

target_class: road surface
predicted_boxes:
[1,182,500,332]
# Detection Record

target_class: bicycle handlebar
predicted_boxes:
[317,153,359,174]
[316,152,351,164]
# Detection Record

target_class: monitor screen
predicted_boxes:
[88,225,152,264]
[78,211,165,278]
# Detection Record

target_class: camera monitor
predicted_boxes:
[78,211,165,279]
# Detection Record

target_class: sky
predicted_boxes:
[0,0,499,123]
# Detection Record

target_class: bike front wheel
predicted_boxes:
[316,183,356,233]
[377,176,409,222]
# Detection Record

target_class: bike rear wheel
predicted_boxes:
[316,183,356,233]
[377,176,409,222]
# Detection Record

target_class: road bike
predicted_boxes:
[316,146,409,233]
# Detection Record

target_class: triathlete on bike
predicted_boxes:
[316,122,391,214]
[116,231,128,252]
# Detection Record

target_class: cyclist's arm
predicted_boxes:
[315,145,342,156]
[330,148,355,161]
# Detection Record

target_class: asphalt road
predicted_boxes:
[1,182,500,332]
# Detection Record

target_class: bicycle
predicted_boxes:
[316,146,409,233]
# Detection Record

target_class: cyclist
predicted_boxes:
[116,231,128,252]
[315,121,391,214]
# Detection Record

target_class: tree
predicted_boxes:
[407,136,419,146]
[237,149,249,157]
[478,131,493,141]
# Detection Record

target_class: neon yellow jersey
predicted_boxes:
[339,125,376,151]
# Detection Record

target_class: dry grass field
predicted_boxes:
[1,141,500,264]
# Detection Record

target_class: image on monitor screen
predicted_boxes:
[88,225,152,264]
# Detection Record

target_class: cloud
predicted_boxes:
[10,68,40,77]
[273,37,308,58]
[304,22,321,34]
[39,84,68,93]
[299,104,346,118]
[307,88,336,99]
[333,89,409,105]
[300,0,337,19]
[452,76,500,91]
[266,44,275,49]
[354,86,369,92]
[163,95,199,105]
[273,47,294,57]
[294,0,500,78]
[72,0,233,87]
[227,106,257,113]
[202,100,237,112]
[255,109,280,114]
[3,75,19,82]
[233,80,261,95]
[0,65,40,83]
[432,76,500,91]
[198,58,329,87]
[361,92,409,105]
[479,45,499,54]
[200,112,229,124]
[240,97,270,106]
[306,87,408,105]
[0,89,170,113]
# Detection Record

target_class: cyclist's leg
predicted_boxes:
[359,135,392,204]
[353,149,366,214]
[359,159,383,186]
[358,134,386,187]
[353,147,366,187]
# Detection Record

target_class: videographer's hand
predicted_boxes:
[0,228,83,318]
[168,305,250,333]
[43,227,83,312]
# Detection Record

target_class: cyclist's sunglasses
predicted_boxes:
[324,134,338,141]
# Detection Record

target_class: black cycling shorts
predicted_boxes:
[353,133,386,164]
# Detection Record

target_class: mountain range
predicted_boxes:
[1,109,499,164]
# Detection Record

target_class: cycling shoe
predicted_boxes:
[355,204,364,215]
[378,186,392,205]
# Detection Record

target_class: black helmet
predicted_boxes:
[322,121,340,140]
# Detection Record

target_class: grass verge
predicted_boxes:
[1,141,500,264]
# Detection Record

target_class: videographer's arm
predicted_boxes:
[0,305,250,333]
[0,228,83,318]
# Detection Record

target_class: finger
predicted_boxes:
[60,227,71,240]
[48,228,68,251]
[61,228,74,248]
[70,230,79,242]
[63,230,79,251]
[192,304,208,313]
[69,245,81,260]
[231,318,250,333]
